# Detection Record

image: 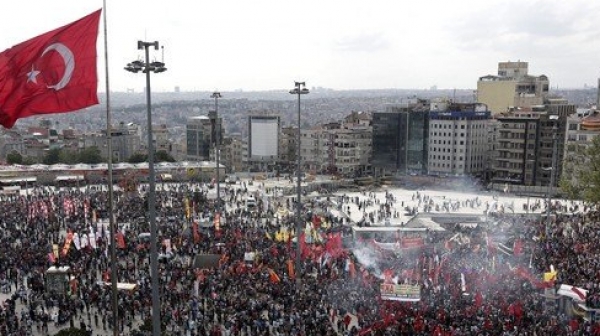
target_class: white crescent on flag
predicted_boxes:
[41,43,75,90]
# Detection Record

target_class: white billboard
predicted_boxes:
[250,116,279,158]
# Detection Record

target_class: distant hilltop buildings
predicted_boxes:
[0,61,598,192]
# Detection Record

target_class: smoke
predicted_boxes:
[352,243,383,278]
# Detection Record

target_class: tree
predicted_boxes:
[574,135,600,204]
[78,146,104,164]
[43,148,61,165]
[6,151,22,164]
[127,153,147,163]
[155,150,176,162]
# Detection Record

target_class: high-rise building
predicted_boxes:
[247,113,281,171]
[372,99,429,176]
[477,61,549,115]
[562,110,600,191]
[493,99,574,187]
[427,102,490,176]
[186,115,220,161]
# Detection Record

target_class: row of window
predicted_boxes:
[429,155,485,162]
[431,123,486,129]
[431,140,483,145]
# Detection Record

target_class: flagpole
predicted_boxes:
[102,2,120,336]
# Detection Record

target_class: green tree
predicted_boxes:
[577,136,600,204]
[128,153,147,163]
[54,328,89,336]
[22,156,37,165]
[155,150,176,162]
[6,151,22,164]
[78,146,104,164]
[59,149,78,164]
[43,148,61,165]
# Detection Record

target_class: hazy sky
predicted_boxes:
[2,0,599,92]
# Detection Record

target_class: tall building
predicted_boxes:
[493,99,574,187]
[427,102,490,176]
[221,135,244,173]
[477,61,549,115]
[186,114,221,162]
[247,113,281,171]
[298,116,372,177]
[82,122,141,162]
[562,110,600,190]
[372,99,429,176]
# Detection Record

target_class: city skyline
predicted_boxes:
[1,0,599,93]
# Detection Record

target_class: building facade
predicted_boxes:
[186,114,221,162]
[562,111,600,191]
[247,113,281,171]
[427,102,490,176]
[477,61,549,115]
[493,100,574,187]
[372,99,429,176]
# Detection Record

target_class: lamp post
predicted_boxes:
[545,120,559,237]
[289,81,309,286]
[125,41,167,336]
[211,91,222,211]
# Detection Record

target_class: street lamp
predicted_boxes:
[124,40,167,336]
[211,91,222,211]
[289,81,309,286]
[544,118,559,237]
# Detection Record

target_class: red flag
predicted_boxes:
[0,10,101,128]
[62,230,74,256]
[287,259,295,279]
[116,231,126,249]
[268,268,281,283]
[513,239,523,256]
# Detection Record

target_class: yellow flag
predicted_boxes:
[544,271,557,282]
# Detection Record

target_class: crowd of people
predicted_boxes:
[0,179,597,335]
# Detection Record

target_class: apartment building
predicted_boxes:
[427,102,490,176]
[493,100,573,187]
[186,113,221,162]
[562,110,600,189]
[477,61,549,115]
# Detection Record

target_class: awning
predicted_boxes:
[55,175,84,182]
[0,177,36,183]
[101,282,138,291]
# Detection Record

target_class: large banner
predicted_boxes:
[380,284,421,301]
[401,237,424,248]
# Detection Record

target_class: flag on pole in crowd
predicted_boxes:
[0,10,101,128]
[214,212,221,237]
[62,230,74,256]
[52,244,59,260]
[268,268,281,283]
[287,259,295,279]
[116,230,126,249]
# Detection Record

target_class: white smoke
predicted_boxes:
[352,245,383,277]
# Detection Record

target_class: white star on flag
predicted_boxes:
[26,65,40,84]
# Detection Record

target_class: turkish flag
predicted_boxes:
[0,10,101,128]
